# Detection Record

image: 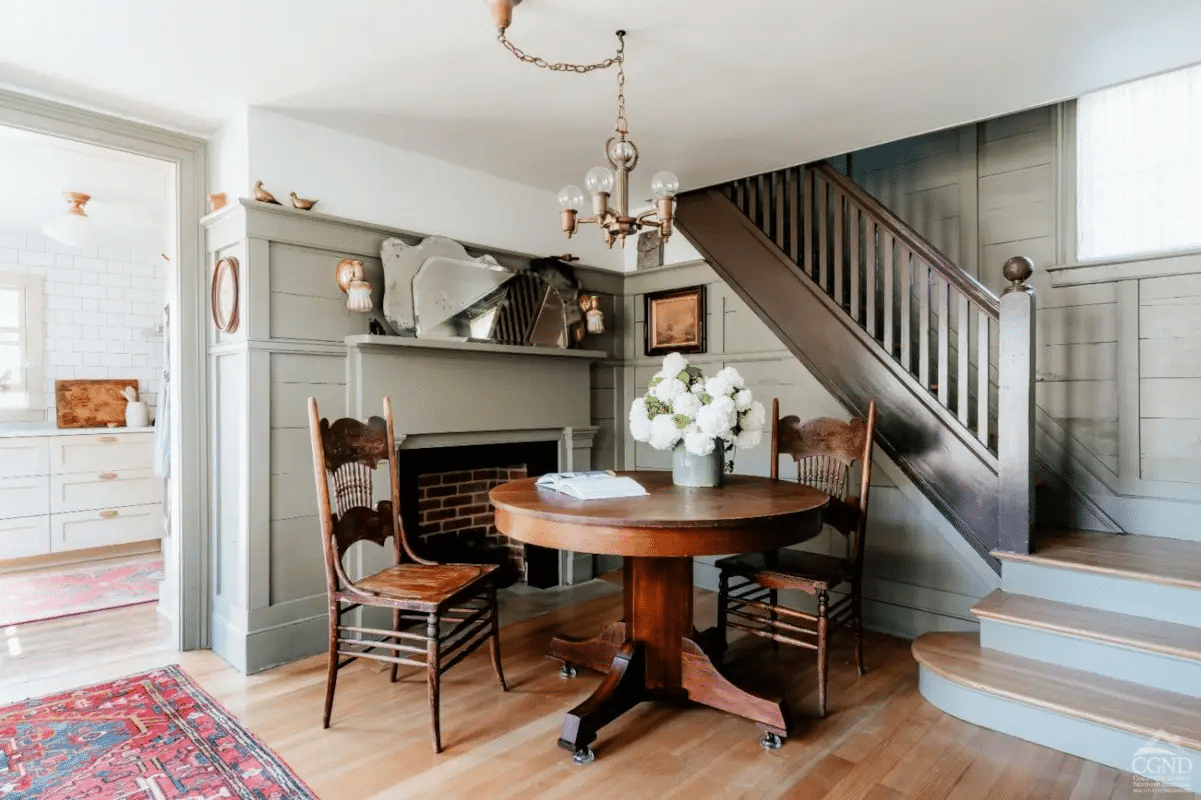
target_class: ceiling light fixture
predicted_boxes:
[42,191,94,249]
[490,2,678,249]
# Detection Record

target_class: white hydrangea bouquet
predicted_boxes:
[629,352,767,470]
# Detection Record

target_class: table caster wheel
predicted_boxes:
[571,746,595,765]
[559,663,577,679]
[760,732,785,751]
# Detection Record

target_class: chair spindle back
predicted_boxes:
[769,398,877,567]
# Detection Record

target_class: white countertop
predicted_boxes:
[0,424,156,439]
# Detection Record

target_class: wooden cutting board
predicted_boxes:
[55,379,139,429]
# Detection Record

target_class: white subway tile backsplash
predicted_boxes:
[0,228,166,420]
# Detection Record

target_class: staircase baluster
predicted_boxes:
[803,168,814,280]
[788,167,800,266]
[899,246,911,373]
[918,258,931,390]
[817,176,828,293]
[775,171,786,252]
[937,276,949,406]
[882,231,894,357]
[758,173,770,234]
[849,204,861,324]
[833,191,844,307]
[957,293,970,426]
[977,309,990,447]
[865,221,877,339]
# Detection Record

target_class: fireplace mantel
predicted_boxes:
[346,334,607,361]
[346,335,605,436]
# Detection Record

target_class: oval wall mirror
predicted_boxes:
[211,256,240,334]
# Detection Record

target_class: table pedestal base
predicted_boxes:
[548,557,790,760]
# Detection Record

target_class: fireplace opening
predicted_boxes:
[395,440,560,587]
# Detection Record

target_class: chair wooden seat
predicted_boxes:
[309,396,506,754]
[717,398,876,718]
[715,550,848,592]
[350,563,497,609]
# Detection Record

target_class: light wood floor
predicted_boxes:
[1,586,1193,800]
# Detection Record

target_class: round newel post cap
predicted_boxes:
[1002,256,1034,293]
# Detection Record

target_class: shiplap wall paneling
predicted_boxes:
[268,352,345,605]
[267,242,381,342]
[1139,274,1201,484]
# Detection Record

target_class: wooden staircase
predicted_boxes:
[914,529,1201,777]
[676,159,1199,781]
[675,162,1037,566]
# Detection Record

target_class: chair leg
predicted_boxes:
[768,588,779,652]
[323,603,339,729]
[817,591,829,718]
[427,612,442,753]
[390,607,401,683]
[853,580,866,677]
[716,571,729,650]
[488,584,507,691]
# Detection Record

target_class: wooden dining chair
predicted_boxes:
[715,399,876,718]
[308,396,506,753]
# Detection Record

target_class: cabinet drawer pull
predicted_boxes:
[99,472,118,480]
[99,436,118,443]
[99,509,119,519]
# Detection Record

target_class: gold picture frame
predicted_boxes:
[645,285,705,356]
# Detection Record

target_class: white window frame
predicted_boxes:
[1054,71,1201,286]
[0,272,44,422]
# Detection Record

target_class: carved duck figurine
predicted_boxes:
[253,180,280,205]
[290,192,319,211]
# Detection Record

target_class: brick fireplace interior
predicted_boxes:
[395,440,560,587]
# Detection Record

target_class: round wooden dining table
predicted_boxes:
[490,470,829,763]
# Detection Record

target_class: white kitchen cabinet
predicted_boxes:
[50,468,160,514]
[50,504,157,553]
[0,474,50,519]
[0,438,49,478]
[52,433,154,474]
[0,429,161,560]
[0,515,50,560]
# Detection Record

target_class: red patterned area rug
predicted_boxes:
[0,554,162,627]
[0,665,317,799]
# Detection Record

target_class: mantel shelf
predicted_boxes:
[345,334,607,360]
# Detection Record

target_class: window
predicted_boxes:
[0,273,43,421]
[1075,63,1201,262]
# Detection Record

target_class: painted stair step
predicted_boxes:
[973,590,1201,697]
[996,531,1201,627]
[913,632,1201,769]
[998,529,1201,591]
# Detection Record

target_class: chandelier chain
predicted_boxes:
[496,30,624,75]
[615,37,627,136]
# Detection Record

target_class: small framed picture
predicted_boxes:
[644,285,706,356]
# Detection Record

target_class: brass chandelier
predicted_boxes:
[490,1,679,249]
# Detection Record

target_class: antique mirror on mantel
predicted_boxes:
[378,234,582,348]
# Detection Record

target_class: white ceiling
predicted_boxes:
[0,126,174,251]
[1,1,1200,193]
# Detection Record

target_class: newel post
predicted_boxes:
[997,256,1036,554]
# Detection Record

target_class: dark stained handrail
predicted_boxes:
[813,162,1000,320]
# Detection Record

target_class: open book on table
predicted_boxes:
[535,470,649,500]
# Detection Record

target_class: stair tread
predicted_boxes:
[994,529,1201,591]
[913,632,1201,752]
[972,590,1201,662]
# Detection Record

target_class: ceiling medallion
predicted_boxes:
[490,1,679,249]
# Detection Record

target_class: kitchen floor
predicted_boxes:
[0,549,162,627]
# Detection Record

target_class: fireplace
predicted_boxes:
[346,334,604,586]
[396,440,560,587]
